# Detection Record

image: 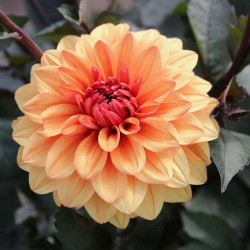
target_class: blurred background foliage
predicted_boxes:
[0,0,250,249]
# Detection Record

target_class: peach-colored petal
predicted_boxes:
[41,50,61,66]
[136,77,175,105]
[56,172,94,208]
[135,100,160,118]
[15,83,39,111]
[119,117,140,135]
[135,184,165,220]
[109,211,130,229]
[187,142,211,165]
[17,146,30,172]
[189,75,212,93]
[12,116,41,146]
[29,167,55,194]
[132,117,179,152]
[114,176,148,214]
[167,146,190,188]
[182,146,207,185]
[164,185,192,202]
[168,38,183,51]
[57,35,78,51]
[85,194,117,224]
[46,134,84,179]
[74,131,107,179]
[111,135,146,175]
[171,113,204,145]
[53,191,61,207]
[98,126,120,152]
[136,150,173,184]
[167,50,198,70]
[92,158,127,203]
[22,130,58,167]
[40,104,81,136]
[90,23,115,42]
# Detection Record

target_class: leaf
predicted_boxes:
[94,11,126,26]
[180,242,216,250]
[54,207,113,250]
[237,64,250,95]
[181,212,240,250]
[0,32,19,40]
[58,4,79,24]
[227,16,247,60]
[210,128,250,192]
[186,181,250,237]
[238,166,250,188]
[79,0,92,30]
[187,0,236,81]
[36,20,80,43]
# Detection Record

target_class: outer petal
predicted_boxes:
[56,172,94,208]
[46,134,84,179]
[57,35,78,51]
[12,116,40,146]
[189,75,212,93]
[114,176,148,214]
[29,167,55,194]
[61,115,89,135]
[132,118,179,152]
[135,184,165,220]
[164,185,192,202]
[41,50,61,66]
[136,150,173,184]
[111,135,146,175]
[167,146,190,188]
[84,194,117,224]
[109,211,130,229]
[188,142,211,165]
[17,146,30,172]
[74,131,108,179]
[91,158,128,203]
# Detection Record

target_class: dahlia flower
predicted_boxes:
[12,23,219,228]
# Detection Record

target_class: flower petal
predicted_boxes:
[189,75,212,93]
[135,184,165,220]
[111,135,146,175]
[74,131,107,179]
[85,194,117,224]
[114,176,148,214]
[91,157,128,203]
[17,146,30,172]
[188,142,211,165]
[164,185,192,202]
[56,172,94,208]
[132,117,179,152]
[135,100,160,118]
[57,35,78,51]
[98,126,120,152]
[109,211,130,229]
[41,50,61,66]
[29,167,55,194]
[119,117,140,135]
[46,134,84,179]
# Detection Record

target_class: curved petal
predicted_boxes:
[168,38,183,51]
[74,131,107,179]
[29,167,55,194]
[90,23,116,43]
[41,50,61,66]
[135,184,165,220]
[167,146,190,188]
[57,35,78,51]
[109,211,130,229]
[135,100,160,119]
[98,126,120,152]
[84,194,117,224]
[111,135,146,175]
[136,150,173,184]
[17,146,30,172]
[91,158,128,203]
[119,117,140,135]
[53,191,61,207]
[46,134,84,179]
[132,118,179,152]
[153,92,191,121]
[189,75,212,93]
[12,116,41,146]
[56,172,94,208]
[164,185,192,202]
[171,113,204,145]
[187,142,211,165]
[114,176,148,214]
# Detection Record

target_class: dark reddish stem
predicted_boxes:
[0,9,43,61]
[215,10,250,97]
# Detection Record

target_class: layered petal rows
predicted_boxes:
[12,23,219,228]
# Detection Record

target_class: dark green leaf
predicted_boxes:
[94,11,126,26]
[187,0,236,81]
[36,20,80,43]
[210,128,250,192]
[58,4,79,24]
[8,15,28,28]
[9,55,31,67]
[54,207,113,250]
[180,242,216,250]
[181,212,240,250]
[237,64,250,95]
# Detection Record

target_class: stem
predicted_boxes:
[0,9,43,61]
[215,10,250,97]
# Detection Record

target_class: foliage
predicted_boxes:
[0,0,249,249]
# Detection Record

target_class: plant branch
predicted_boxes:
[0,9,43,61]
[215,10,250,97]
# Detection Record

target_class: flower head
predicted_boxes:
[12,23,219,228]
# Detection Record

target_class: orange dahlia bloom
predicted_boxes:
[12,23,219,228]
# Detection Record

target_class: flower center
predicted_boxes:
[83,77,138,128]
